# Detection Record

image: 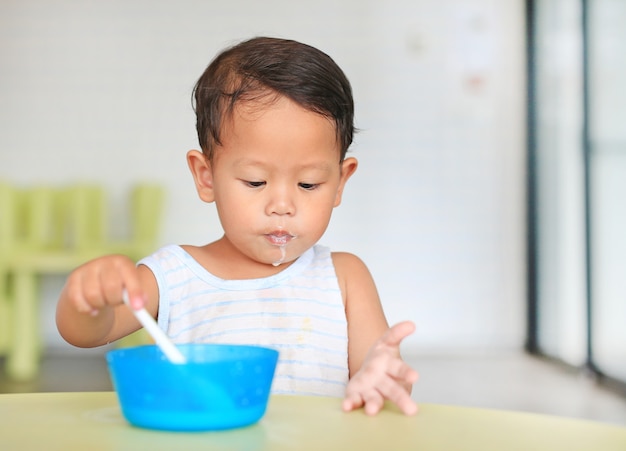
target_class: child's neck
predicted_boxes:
[181,238,297,280]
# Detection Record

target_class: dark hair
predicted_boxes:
[192,37,355,162]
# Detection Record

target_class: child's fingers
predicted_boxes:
[124,286,146,310]
[342,391,364,412]
[385,358,420,385]
[100,257,145,310]
[122,267,148,310]
[379,321,416,348]
[362,390,385,416]
[394,392,419,416]
[70,285,99,315]
[345,384,385,416]
[99,268,126,306]
[67,255,144,314]
[375,375,419,416]
[387,385,418,416]
[344,322,419,417]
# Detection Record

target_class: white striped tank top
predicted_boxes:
[139,244,349,397]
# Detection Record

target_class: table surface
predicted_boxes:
[1,392,625,450]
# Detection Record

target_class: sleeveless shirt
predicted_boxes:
[138,244,349,397]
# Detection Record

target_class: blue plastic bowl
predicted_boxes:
[106,344,279,432]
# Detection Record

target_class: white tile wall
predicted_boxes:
[0,0,527,352]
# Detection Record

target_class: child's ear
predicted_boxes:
[187,150,215,203]
[334,157,358,207]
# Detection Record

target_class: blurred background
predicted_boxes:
[1,0,625,425]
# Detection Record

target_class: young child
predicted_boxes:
[56,37,418,416]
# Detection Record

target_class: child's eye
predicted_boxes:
[299,183,319,190]
[245,181,266,188]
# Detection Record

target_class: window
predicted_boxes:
[528,0,626,392]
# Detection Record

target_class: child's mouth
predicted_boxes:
[266,232,295,246]
[265,231,297,266]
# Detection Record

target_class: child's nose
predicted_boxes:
[265,185,295,216]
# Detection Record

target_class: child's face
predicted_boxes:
[191,95,357,267]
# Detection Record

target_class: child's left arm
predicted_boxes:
[332,252,419,416]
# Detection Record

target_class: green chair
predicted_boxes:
[6,185,103,380]
[64,184,108,251]
[0,182,19,355]
[106,183,165,261]
[3,183,165,380]
[5,184,108,380]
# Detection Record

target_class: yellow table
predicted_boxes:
[1,392,625,450]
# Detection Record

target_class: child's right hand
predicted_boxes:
[62,254,146,316]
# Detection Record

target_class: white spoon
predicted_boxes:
[122,290,187,364]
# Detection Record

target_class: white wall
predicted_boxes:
[0,0,527,353]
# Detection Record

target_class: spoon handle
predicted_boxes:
[122,290,187,364]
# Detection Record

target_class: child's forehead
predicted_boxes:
[212,93,342,164]
[227,95,337,135]
[215,100,342,165]
[231,155,336,173]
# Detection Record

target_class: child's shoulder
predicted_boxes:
[330,250,380,310]
[330,250,372,282]
[330,250,365,266]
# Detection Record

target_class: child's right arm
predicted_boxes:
[55,254,158,348]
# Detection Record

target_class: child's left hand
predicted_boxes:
[342,321,419,416]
